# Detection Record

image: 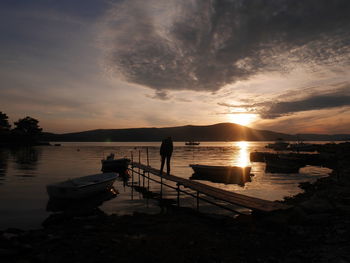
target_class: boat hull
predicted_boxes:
[265,156,303,173]
[185,142,200,145]
[46,173,117,199]
[101,158,130,173]
[189,165,252,185]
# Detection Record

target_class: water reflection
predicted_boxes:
[11,147,40,172]
[0,149,9,179]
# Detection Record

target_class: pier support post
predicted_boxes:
[142,171,145,187]
[196,191,199,210]
[138,150,141,186]
[177,183,180,207]
[131,152,134,200]
[146,147,150,190]
[160,173,163,199]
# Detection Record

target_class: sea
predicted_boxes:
[0,141,332,230]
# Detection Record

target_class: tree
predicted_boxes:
[0,111,11,131]
[13,116,42,142]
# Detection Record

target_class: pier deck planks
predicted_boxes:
[131,162,291,212]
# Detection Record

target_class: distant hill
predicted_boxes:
[41,123,350,142]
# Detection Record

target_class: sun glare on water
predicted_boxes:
[236,141,250,167]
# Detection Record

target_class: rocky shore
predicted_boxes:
[1,144,350,263]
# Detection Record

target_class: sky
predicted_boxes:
[1,0,350,134]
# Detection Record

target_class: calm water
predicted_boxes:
[0,141,332,230]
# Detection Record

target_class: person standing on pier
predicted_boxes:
[160,136,173,175]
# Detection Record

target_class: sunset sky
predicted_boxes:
[1,0,350,134]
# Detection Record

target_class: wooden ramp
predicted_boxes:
[131,162,291,213]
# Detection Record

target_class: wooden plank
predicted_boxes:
[131,162,291,212]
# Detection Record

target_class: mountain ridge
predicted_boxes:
[42,123,350,142]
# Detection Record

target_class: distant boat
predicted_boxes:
[185,141,200,145]
[46,173,118,199]
[101,153,130,174]
[265,138,289,150]
[189,164,252,185]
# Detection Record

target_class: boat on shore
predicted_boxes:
[189,164,252,185]
[46,173,118,199]
[101,153,130,174]
[185,141,200,146]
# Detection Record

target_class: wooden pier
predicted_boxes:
[129,162,291,213]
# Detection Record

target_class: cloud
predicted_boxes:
[103,0,350,92]
[219,82,350,119]
[256,108,350,134]
[146,90,171,100]
[261,83,350,118]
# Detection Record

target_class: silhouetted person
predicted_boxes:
[160,136,173,175]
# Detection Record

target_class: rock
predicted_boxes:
[340,197,350,206]
[2,232,18,240]
[19,243,33,251]
[0,248,18,256]
[304,213,332,225]
[335,204,350,214]
[300,196,334,213]
[5,228,24,235]
[83,225,95,230]
[15,260,31,263]
[288,207,310,224]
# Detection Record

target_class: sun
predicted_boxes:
[229,113,257,126]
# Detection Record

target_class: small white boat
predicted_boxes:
[46,173,118,199]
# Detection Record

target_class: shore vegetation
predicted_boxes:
[0,111,43,146]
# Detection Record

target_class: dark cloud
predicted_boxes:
[105,0,350,92]
[145,90,171,100]
[219,83,350,118]
[261,84,350,118]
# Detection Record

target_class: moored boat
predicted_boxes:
[185,141,200,145]
[101,153,130,174]
[264,155,304,173]
[46,187,119,212]
[288,142,317,152]
[265,138,289,151]
[46,173,118,199]
[189,164,252,185]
